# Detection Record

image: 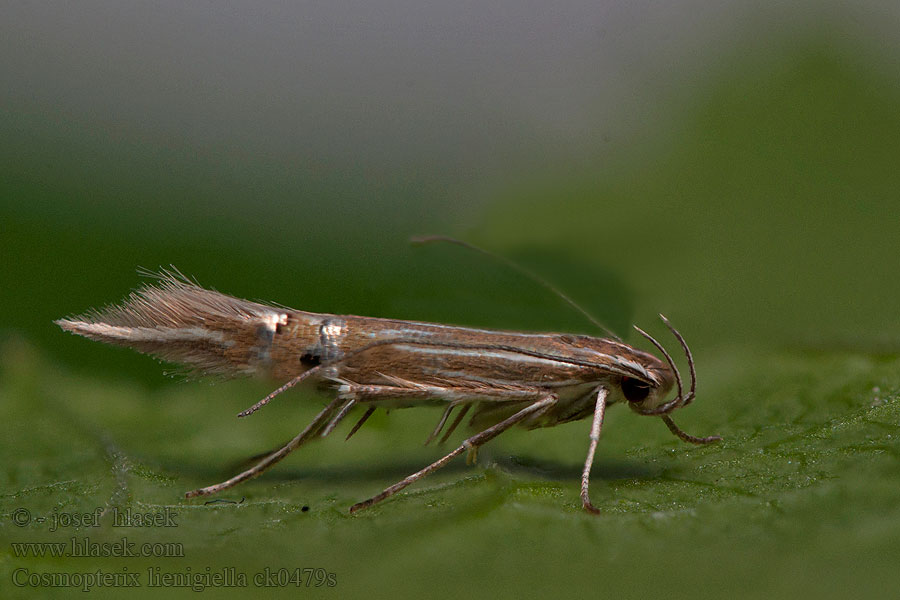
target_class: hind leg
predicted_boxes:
[349,392,557,513]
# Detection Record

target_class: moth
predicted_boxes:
[56,240,720,514]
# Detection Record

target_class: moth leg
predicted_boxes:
[345,406,376,441]
[349,392,558,514]
[233,399,353,469]
[581,387,609,514]
[184,395,346,498]
[238,366,322,417]
[424,403,457,445]
[320,399,356,437]
[189,382,548,500]
[439,404,470,444]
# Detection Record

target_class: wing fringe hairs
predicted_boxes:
[55,270,292,377]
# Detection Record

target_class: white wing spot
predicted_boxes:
[322,322,345,338]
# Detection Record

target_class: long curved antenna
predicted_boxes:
[411,235,621,340]
[659,314,696,406]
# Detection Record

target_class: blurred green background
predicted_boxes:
[2,3,899,599]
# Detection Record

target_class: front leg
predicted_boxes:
[581,386,609,514]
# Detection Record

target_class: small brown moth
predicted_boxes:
[56,240,720,513]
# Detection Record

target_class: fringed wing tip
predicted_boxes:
[54,318,137,344]
[55,318,83,334]
[52,271,291,378]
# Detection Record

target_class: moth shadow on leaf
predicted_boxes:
[491,452,662,482]
[167,447,661,491]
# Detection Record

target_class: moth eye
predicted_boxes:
[621,376,651,403]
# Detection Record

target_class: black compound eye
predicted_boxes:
[621,377,651,403]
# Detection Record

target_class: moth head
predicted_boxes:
[619,367,674,414]
[625,315,722,446]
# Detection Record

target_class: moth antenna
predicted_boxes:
[659,314,696,406]
[633,324,684,413]
[661,415,721,445]
[411,235,621,341]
